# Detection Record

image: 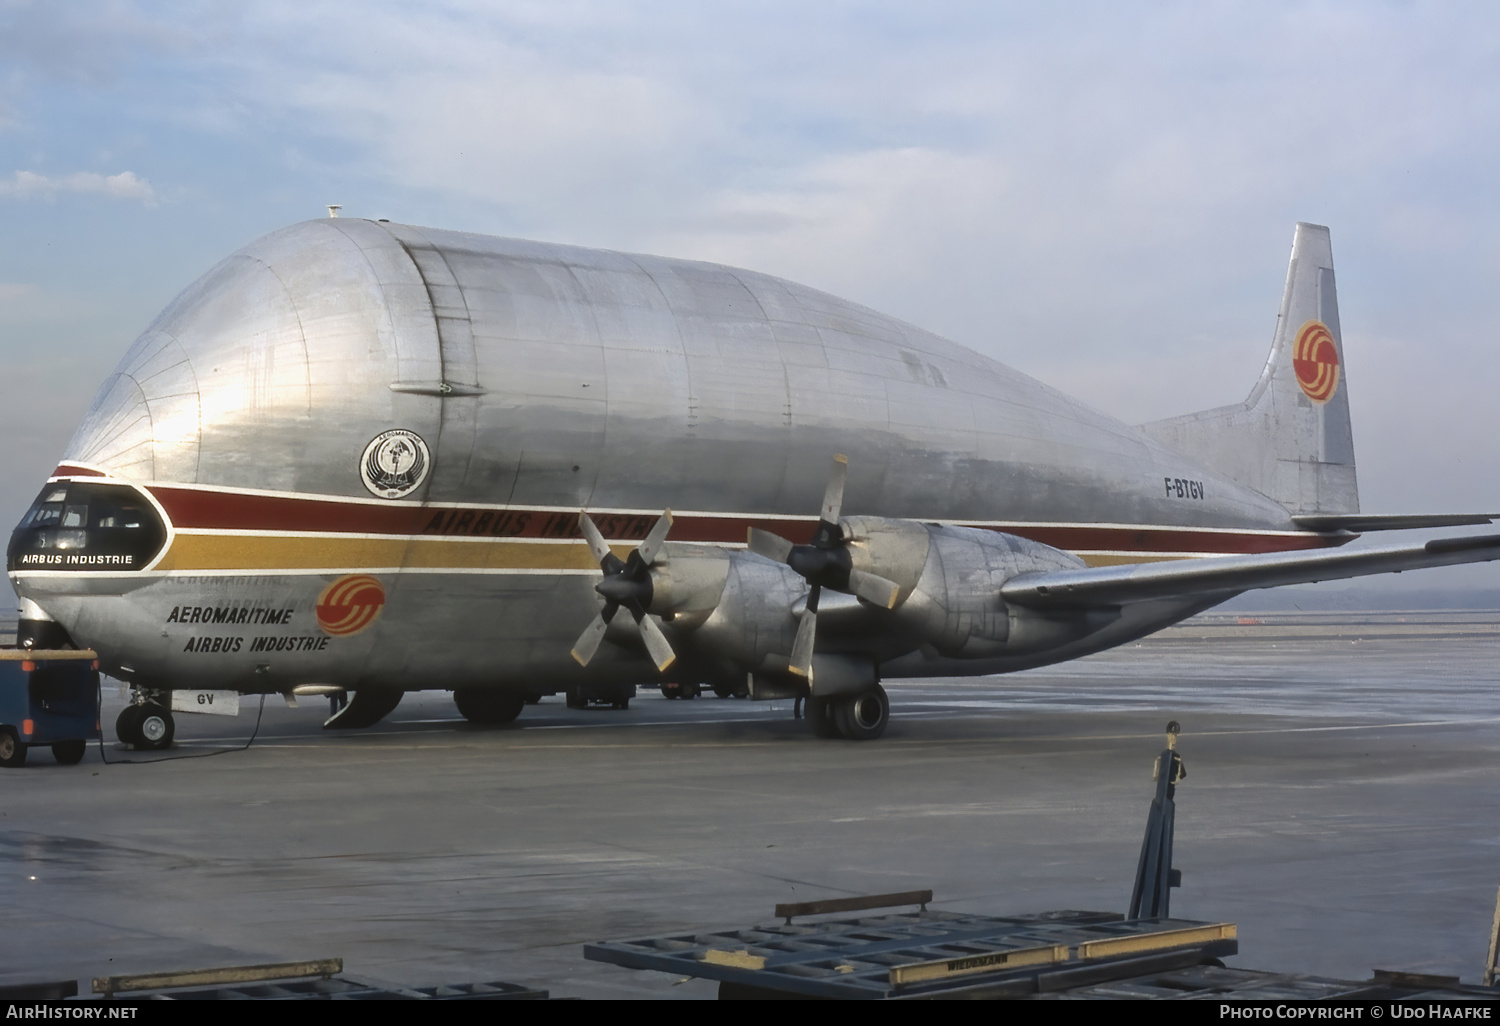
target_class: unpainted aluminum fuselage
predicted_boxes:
[7,219,1339,694]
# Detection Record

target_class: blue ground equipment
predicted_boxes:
[0,648,100,767]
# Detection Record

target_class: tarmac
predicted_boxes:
[4,611,1500,999]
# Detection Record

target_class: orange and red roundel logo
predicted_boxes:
[1292,320,1340,404]
[316,575,386,637]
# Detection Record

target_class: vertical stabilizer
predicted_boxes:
[1140,223,1357,515]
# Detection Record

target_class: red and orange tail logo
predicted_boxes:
[316,574,386,637]
[1292,320,1340,404]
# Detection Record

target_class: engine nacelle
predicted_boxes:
[645,543,804,677]
[842,517,1116,658]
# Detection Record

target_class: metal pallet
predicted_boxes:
[139,978,548,1000]
[87,958,548,1001]
[585,908,1237,999]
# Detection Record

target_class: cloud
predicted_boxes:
[0,282,41,304]
[0,170,156,203]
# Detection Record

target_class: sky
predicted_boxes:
[2,0,1500,603]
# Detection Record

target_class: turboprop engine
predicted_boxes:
[570,521,810,683]
[838,516,1117,659]
[746,457,1122,674]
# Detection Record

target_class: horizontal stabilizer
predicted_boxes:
[1292,513,1497,532]
[1002,534,1500,610]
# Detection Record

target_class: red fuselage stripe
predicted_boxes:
[135,484,1345,556]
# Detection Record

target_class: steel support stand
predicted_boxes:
[1130,721,1185,920]
[1485,878,1500,987]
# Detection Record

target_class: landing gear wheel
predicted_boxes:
[52,740,87,765]
[136,704,174,750]
[453,688,526,725]
[682,683,700,699]
[323,689,403,730]
[711,683,735,699]
[565,689,587,710]
[833,685,889,741]
[805,697,842,738]
[0,727,26,767]
[115,705,144,746]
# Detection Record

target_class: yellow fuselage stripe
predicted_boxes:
[147,532,1212,573]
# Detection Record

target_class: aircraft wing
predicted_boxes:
[1291,513,1497,532]
[1001,533,1500,610]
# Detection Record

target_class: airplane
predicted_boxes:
[6,217,1498,751]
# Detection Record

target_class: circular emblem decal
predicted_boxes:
[1292,320,1340,404]
[316,575,387,637]
[360,429,430,499]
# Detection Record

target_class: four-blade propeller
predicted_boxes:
[747,454,900,681]
[571,510,678,673]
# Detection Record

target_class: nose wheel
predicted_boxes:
[115,702,175,750]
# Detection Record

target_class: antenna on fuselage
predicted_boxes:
[327,204,341,218]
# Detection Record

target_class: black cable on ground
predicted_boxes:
[93,689,268,765]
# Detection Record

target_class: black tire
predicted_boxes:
[806,697,842,738]
[711,683,735,699]
[565,689,587,710]
[660,686,680,699]
[453,688,526,725]
[833,685,889,741]
[0,727,26,768]
[323,689,403,730]
[52,739,87,765]
[682,683,700,699]
[115,705,144,746]
[136,704,174,750]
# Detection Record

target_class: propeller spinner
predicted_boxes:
[746,455,899,681]
[571,510,677,673]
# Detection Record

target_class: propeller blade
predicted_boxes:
[788,605,817,680]
[747,527,795,563]
[637,509,674,565]
[570,612,609,667]
[577,512,614,566]
[636,613,678,673]
[820,454,848,525]
[848,568,901,609]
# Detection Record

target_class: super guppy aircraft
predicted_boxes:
[8,218,1499,749]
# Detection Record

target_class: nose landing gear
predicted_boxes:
[115,691,175,751]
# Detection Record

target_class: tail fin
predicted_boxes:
[1140,222,1358,515]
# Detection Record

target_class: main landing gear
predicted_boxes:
[453,688,526,725]
[807,685,889,741]
[323,689,403,729]
[115,694,175,751]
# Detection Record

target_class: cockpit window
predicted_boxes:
[25,503,63,529]
[8,482,168,572]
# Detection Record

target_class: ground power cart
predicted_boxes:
[0,649,100,767]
